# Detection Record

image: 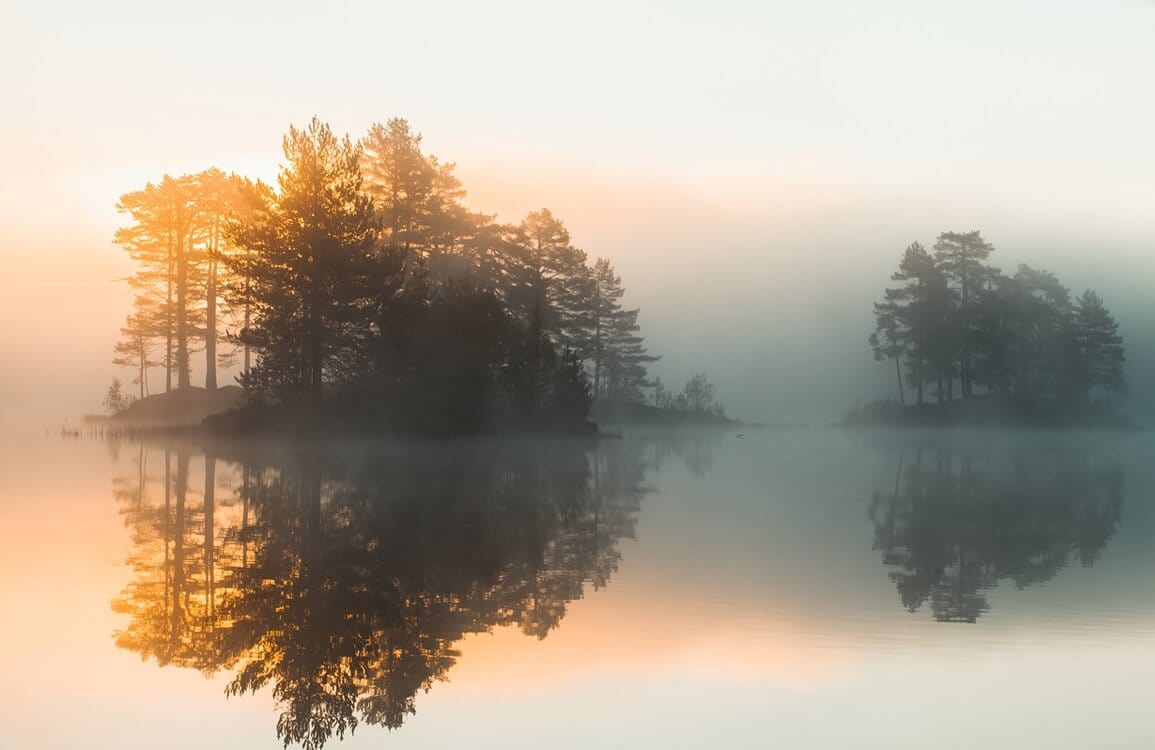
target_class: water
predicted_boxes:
[3,426,1155,749]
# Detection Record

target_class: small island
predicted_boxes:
[849,232,1129,428]
[101,117,731,436]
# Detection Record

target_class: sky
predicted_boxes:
[2,0,1155,425]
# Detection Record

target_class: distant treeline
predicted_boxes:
[111,118,684,432]
[870,232,1125,408]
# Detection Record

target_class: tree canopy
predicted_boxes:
[869,231,1126,411]
[110,117,670,433]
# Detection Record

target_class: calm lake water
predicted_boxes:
[3,426,1155,749]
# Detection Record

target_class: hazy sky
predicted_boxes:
[2,0,1154,424]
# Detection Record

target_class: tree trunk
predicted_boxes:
[894,356,905,407]
[308,246,323,398]
[309,303,323,397]
[205,252,217,391]
[166,233,174,394]
[176,228,191,390]
[915,355,923,406]
[593,285,602,400]
[138,336,146,400]
[243,279,251,380]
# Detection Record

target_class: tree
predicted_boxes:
[360,119,478,271]
[651,376,671,409]
[875,242,950,406]
[1001,265,1074,398]
[681,373,716,413]
[222,177,277,381]
[115,174,203,391]
[103,377,133,414]
[600,307,658,402]
[192,168,247,391]
[108,116,661,434]
[932,231,996,397]
[869,234,1127,412]
[1071,290,1125,401]
[870,300,906,406]
[230,117,380,399]
[586,258,623,397]
[113,296,161,399]
[515,209,591,353]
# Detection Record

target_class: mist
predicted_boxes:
[4,170,1154,428]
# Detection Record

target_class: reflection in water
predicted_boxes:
[869,442,1124,623]
[111,441,646,748]
[648,430,723,478]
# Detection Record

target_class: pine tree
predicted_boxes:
[1002,265,1074,398]
[876,242,950,406]
[869,311,905,407]
[115,175,202,391]
[113,297,162,400]
[932,230,996,397]
[510,209,592,384]
[870,236,1127,412]
[360,118,478,270]
[587,258,625,398]
[1072,290,1125,401]
[230,117,380,398]
[191,168,246,391]
[600,307,658,401]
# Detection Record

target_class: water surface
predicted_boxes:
[3,427,1155,749]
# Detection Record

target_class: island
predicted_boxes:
[848,232,1130,429]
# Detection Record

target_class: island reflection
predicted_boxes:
[112,439,646,748]
[869,439,1124,623]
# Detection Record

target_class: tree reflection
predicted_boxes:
[112,440,645,748]
[869,442,1124,622]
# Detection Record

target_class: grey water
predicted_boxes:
[3,426,1155,749]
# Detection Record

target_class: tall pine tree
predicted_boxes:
[230,118,380,399]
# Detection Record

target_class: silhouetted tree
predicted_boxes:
[875,242,951,405]
[680,373,716,413]
[586,258,623,397]
[116,175,202,390]
[113,297,161,399]
[103,377,132,413]
[359,118,482,277]
[870,297,906,406]
[1072,290,1125,401]
[868,233,1126,410]
[193,168,247,391]
[112,116,662,434]
[515,209,591,356]
[230,118,380,399]
[650,376,672,409]
[599,306,658,402]
[933,231,996,398]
